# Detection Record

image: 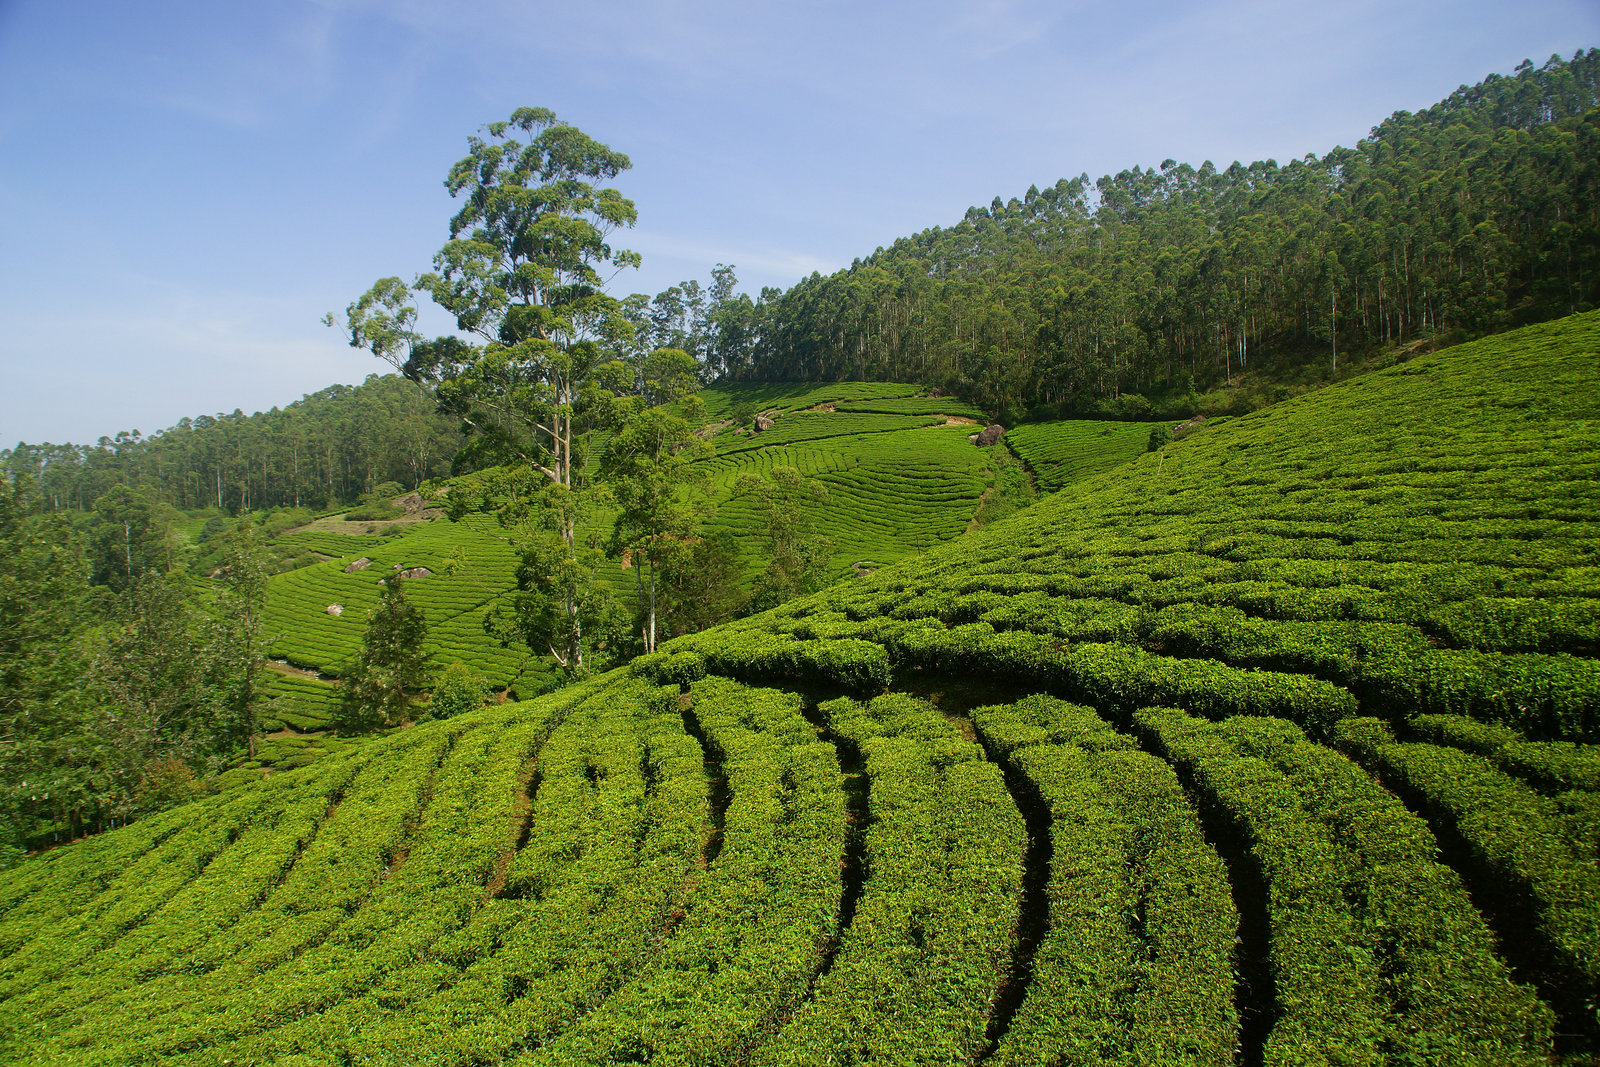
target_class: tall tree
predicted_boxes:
[336,106,639,498]
[210,522,271,759]
[338,572,428,732]
[87,484,173,590]
[333,107,641,665]
[601,350,712,652]
[91,573,227,804]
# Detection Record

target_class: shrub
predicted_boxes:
[336,572,428,731]
[133,757,210,815]
[428,662,490,720]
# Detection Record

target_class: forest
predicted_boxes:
[723,51,1600,420]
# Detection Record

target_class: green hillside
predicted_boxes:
[3,313,1598,1064]
[263,511,557,695]
[252,382,1026,701]
[1005,418,1169,492]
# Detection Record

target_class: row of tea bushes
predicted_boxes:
[154,709,534,1061]
[834,396,988,419]
[1138,707,1554,1066]
[0,759,358,1013]
[1407,713,1600,793]
[698,381,923,422]
[259,667,340,731]
[703,423,994,575]
[970,696,1238,1066]
[668,615,1358,730]
[524,676,847,1064]
[1335,716,1600,1033]
[326,680,710,1066]
[1146,602,1600,740]
[270,530,392,557]
[713,412,944,456]
[1004,418,1160,492]
[47,725,467,1061]
[0,722,452,1056]
[748,692,1023,1064]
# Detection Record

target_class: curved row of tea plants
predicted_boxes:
[743,691,1023,1064]
[259,666,341,731]
[699,381,923,422]
[969,695,1238,1066]
[1335,716,1600,1035]
[713,411,944,456]
[1137,707,1552,1065]
[1004,417,1164,492]
[833,395,988,419]
[702,423,996,573]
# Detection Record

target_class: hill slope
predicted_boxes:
[2,312,1597,1064]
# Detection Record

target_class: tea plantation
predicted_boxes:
[2,313,1598,1064]
[1005,417,1171,492]
[255,381,1033,703]
[262,511,557,695]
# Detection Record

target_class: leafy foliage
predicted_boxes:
[337,572,428,731]
[427,661,490,720]
[734,54,1600,420]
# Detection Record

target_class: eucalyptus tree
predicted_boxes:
[331,106,639,504]
[331,108,641,672]
[602,349,711,653]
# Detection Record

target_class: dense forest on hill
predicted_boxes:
[706,52,1600,418]
[0,374,462,514]
[10,55,1596,518]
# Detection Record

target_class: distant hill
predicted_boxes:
[719,52,1600,424]
[1,372,462,514]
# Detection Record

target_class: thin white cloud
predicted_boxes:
[1,280,375,443]
[626,230,839,286]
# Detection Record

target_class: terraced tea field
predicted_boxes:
[261,384,1037,693]
[7,313,1596,1064]
[1005,417,1167,492]
[260,665,342,732]
[700,422,996,572]
[699,381,927,421]
[260,383,1145,697]
[262,513,557,695]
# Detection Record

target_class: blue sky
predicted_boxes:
[1,0,1595,446]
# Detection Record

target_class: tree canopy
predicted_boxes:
[726,52,1600,420]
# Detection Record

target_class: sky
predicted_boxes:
[0,0,1595,446]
